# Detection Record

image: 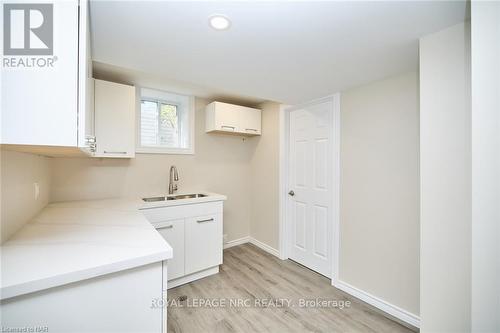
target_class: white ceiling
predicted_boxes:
[90,1,467,105]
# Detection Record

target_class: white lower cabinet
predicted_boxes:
[0,263,164,333]
[142,201,223,288]
[156,219,185,280]
[185,214,223,275]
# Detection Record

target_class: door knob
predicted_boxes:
[288,190,295,196]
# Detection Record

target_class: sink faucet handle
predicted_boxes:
[169,165,180,195]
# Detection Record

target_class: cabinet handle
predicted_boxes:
[157,225,173,230]
[245,128,258,132]
[221,126,235,131]
[103,151,128,154]
[197,218,214,223]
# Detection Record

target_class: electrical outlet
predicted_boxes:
[33,182,40,201]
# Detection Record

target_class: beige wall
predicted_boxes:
[340,71,420,315]
[250,102,281,249]
[1,150,51,243]
[50,97,283,246]
[49,97,259,242]
[419,22,471,331]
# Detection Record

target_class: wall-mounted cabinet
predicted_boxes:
[1,0,93,155]
[206,102,261,136]
[93,79,136,158]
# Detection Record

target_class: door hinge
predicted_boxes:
[85,136,96,152]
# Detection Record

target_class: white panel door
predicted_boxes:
[288,99,334,277]
[185,213,222,275]
[155,219,185,281]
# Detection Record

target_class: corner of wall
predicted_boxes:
[248,101,282,252]
[1,150,51,243]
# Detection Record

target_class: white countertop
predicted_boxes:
[0,198,172,300]
[0,193,226,300]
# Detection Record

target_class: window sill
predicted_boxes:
[136,147,194,155]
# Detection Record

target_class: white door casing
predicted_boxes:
[284,95,340,279]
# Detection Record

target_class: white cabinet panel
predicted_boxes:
[206,102,261,136]
[94,79,136,158]
[216,102,240,132]
[156,220,184,281]
[77,0,94,152]
[141,201,223,223]
[1,263,163,333]
[1,1,79,146]
[185,213,223,275]
[142,201,224,287]
[240,107,262,135]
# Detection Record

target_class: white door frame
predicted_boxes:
[278,93,341,284]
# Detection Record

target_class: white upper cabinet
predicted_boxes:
[78,0,95,153]
[239,106,262,135]
[93,79,136,158]
[206,102,261,136]
[1,0,93,152]
[208,102,241,132]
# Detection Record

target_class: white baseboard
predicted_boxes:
[223,236,280,258]
[224,237,418,328]
[248,237,280,258]
[225,237,417,328]
[223,236,250,249]
[334,280,420,329]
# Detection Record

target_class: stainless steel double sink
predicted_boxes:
[142,193,207,202]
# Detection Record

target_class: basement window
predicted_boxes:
[137,88,194,154]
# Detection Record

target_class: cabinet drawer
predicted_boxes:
[185,213,223,275]
[141,201,223,223]
[155,220,184,281]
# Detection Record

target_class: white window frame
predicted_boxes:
[136,88,195,155]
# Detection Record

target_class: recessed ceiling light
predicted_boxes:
[209,15,231,31]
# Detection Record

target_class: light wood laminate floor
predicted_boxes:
[167,244,415,333]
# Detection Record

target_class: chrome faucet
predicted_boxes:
[168,165,179,195]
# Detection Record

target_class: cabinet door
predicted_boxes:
[94,79,136,158]
[78,0,94,151]
[185,214,222,275]
[215,102,240,133]
[239,107,261,135]
[155,220,185,281]
[1,1,78,146]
